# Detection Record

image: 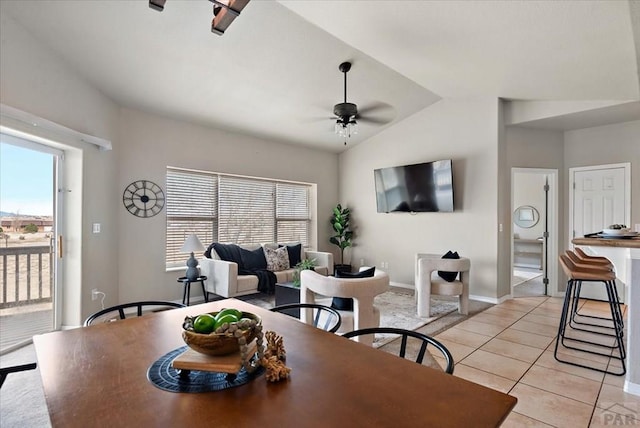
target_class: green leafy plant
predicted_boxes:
[292,258,316,287]
[24,223,38,233]
[330,204,353,266]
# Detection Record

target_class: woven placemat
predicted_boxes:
[147,346,264,393]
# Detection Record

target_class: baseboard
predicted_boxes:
[61,324,82,330]
[624,380,640,396]
[469,294,512,305]
[390,281,413,290]
[0,338,33,355]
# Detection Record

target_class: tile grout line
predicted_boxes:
[455,296,550,377]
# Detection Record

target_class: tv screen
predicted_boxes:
[374,159,454,213]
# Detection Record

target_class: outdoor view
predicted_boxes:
[0,141,55,350]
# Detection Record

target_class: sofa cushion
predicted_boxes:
[237,275,259,292]
[438,251,460,282]
[264,246,289,272]
[279,243,302,268]
[331,267,376,311]
[240,247,267,270]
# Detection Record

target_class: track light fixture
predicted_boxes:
[149,0,250,36]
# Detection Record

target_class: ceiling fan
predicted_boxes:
[332,61,392,144]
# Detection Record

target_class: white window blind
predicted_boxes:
[166,168,311,269]
[166,170,217,267]
[218,176,275,244]
[276,183,310,244]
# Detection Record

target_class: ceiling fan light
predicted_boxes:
[350,121,358,135]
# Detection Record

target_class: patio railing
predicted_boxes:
[0,245,53,309]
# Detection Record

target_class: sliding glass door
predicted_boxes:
[0,133,63,352]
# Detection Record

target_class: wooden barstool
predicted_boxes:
[555,254,625,376]
[574,247,613,266]
[566,250,624,333]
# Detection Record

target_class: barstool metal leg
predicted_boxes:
[555,281,626,376]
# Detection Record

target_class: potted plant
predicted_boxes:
[292,258,316,287]
[330,203,353,274]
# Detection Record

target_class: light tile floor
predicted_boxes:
[430,296,638,428]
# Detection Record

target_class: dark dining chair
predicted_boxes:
[0,362,37,388]
[270,303,342,333]
[84,301,186,326]
[342,327,455,374]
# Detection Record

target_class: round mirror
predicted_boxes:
[514,205,539,229]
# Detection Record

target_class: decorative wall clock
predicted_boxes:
[122,180,165,218]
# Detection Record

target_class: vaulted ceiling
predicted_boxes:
[2,1,639,153]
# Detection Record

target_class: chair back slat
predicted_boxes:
[342,327,454,374]
[270,303,342,333]
[84,301,186,326]
[416,341,429,365]
[399,335,408,359]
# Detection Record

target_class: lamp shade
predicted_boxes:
[180,234,204,253]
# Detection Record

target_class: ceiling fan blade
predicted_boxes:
[302,116,336,123]
[357,101,393,116]
[357,116,392,125]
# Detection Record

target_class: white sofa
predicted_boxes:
[200,243,333,298]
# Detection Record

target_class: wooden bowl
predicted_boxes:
[182,311,261,356]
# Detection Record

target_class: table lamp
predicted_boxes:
[181,234,205,281]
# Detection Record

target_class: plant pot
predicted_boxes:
[334,264,352,275]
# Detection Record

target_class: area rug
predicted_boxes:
[242,288,459,348]
[373,290,458,347]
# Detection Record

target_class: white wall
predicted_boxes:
[1,13,120,326]
[563,120,640,237]
[339,98,502,300]
[505,126,565,290]
[117,108,339,303]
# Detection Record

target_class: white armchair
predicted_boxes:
[300,269,389,346]
[415,253,471,317]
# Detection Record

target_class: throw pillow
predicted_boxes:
[437,251,459,282]
[239,247,267,270]
[279,243,302,268]
[331,267,376,311]
[264,246,290,272]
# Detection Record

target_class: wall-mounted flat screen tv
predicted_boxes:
[374,159,454,213]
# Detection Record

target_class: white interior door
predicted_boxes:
[573,167,627,237]
[570,163,630,302]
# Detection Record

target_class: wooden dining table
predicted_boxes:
[34,299,517,427]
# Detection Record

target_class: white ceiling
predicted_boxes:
[2,1,639,153]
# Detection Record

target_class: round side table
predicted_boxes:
[177,276,208,306]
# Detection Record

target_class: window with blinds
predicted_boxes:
[166,168,312,269]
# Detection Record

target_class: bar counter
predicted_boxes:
[571,236,640,248]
